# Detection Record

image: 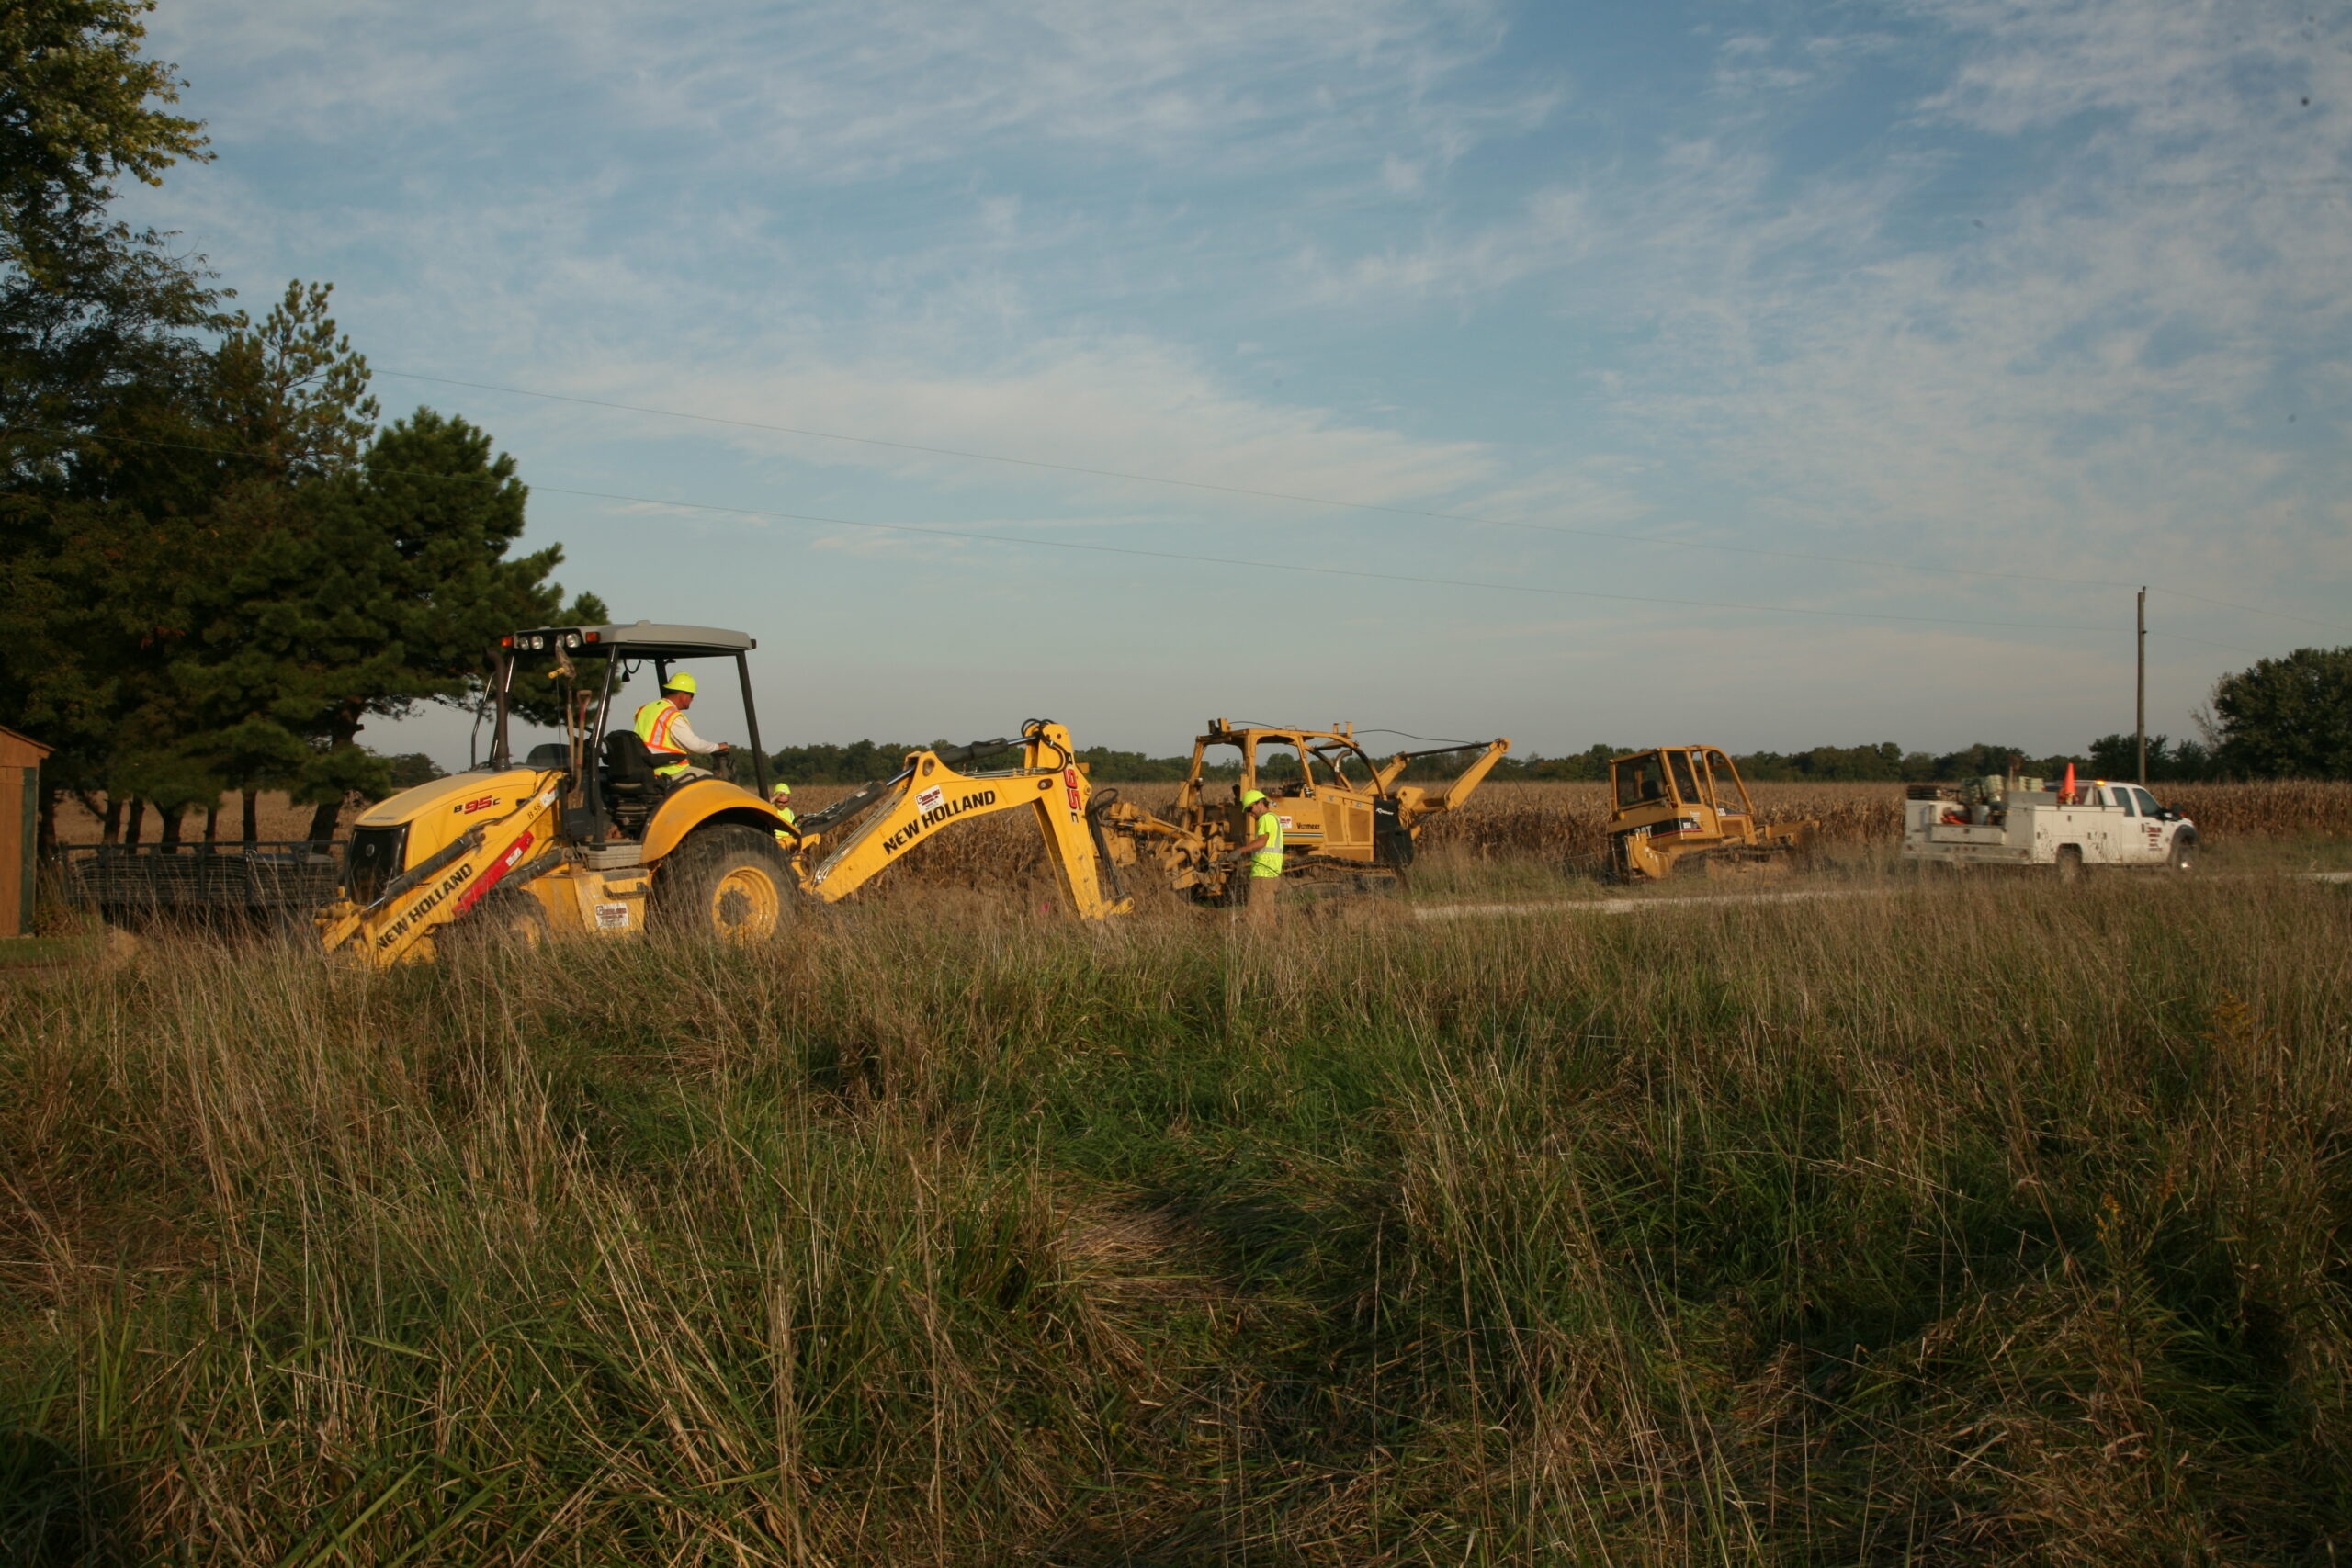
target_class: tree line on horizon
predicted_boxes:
[0,3,593,850]
[741,677,2349,786]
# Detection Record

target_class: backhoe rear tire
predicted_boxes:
[655,825,796,942]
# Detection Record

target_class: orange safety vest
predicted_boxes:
[634,698,690,775]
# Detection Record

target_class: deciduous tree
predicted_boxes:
[2212,648,2352,780]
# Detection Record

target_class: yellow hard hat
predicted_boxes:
[1239,790,1267,807]
[662,671,698,694]
[769,782,792,798]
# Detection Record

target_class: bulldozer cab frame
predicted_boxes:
[1606,745,1809,881]
[1609,746,1758,832]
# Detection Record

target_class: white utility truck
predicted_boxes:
[1901,775,2198,878]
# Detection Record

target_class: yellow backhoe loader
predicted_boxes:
[317,621,1128,966]
[1605,745,1816,881]
[1094,720,1510,902]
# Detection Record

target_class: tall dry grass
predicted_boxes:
[5,871,2351,1562]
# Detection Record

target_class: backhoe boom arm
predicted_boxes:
[797,721,1128,919]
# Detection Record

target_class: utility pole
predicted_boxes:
[2136,587,2147,786]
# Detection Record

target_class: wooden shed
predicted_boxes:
[0,725,51,938]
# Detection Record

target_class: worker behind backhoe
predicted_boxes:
[769,781,798,844]
[634,672,732,782]
[1236,789,1284,925]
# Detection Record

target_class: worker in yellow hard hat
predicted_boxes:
[1235,788,1284,925]
[769,781,798,845]
[633,671,732,782]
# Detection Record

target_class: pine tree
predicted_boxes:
[0,1,221,847]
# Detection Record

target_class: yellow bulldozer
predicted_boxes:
[1094,720,1510,902]
[1605,745,1816,881]
[317,621,1129,966]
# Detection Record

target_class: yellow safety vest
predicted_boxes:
[772,804,797,846]
[634,698,690,776]
[1250,808,1284,878]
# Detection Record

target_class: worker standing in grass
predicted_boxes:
[634,672,731,782]
[1236,788,1284,925]
[770,781,798,845]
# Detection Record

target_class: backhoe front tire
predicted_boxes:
[655,825,796,942]
[441,887,551,955]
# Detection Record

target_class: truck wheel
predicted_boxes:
[656,825,795,941]
[2053,846,2086,884]
[2168,836,2195,873]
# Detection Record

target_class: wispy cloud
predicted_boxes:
[152,0,1521,178]
[606,337,1501,511]
[1294,187,1589,307]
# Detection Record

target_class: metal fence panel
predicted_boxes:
[57,842,344,915]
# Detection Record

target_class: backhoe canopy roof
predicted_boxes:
[502,621,756,657]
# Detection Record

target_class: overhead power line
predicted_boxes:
[376,367,2351,634]
[35,423,2271,655]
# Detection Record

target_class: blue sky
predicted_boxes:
[123,0,2351,764]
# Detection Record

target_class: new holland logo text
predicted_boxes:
[376,863,476,948]
[882,787,997,854]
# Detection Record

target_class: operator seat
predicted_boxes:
[599,730,669,837]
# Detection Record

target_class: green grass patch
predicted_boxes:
[0,934,99,968]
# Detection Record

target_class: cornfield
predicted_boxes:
[2165,780,2352,838]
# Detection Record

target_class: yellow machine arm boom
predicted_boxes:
[1412,736,1512,817]
[318,779,566,965]
[793,721,1131,919]
[1371,736,1512,810]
